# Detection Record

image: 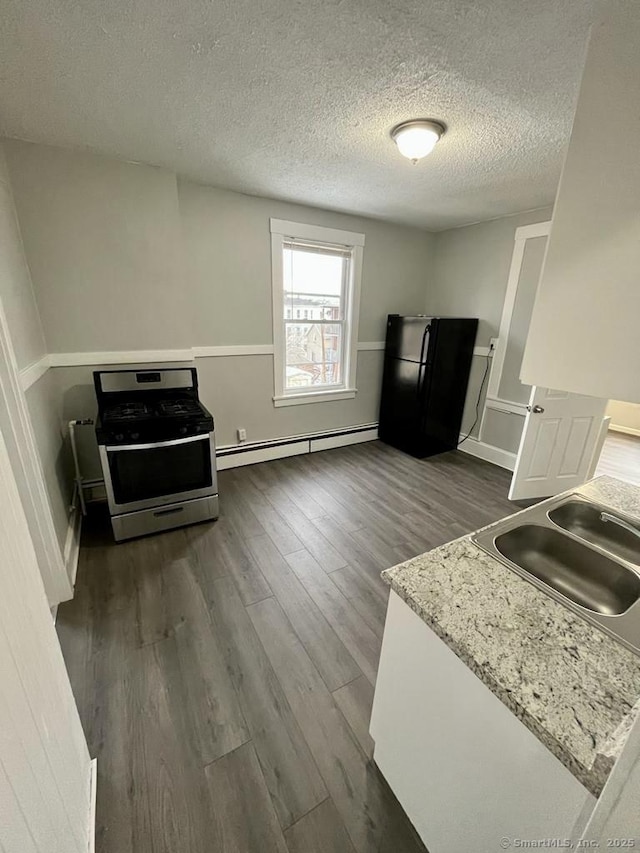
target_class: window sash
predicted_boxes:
[271,219,364,406]
[282,242,350,394]
[283,238,352,259]
[284,322,345,388]
[283,248,347,322]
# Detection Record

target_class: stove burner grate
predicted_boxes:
[102,401,152,422]
[157,399,203,417]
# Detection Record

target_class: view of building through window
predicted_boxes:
[282,243,348,390]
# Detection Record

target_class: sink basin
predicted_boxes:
[548,500,640,567]
[472,493,640,654]
[494,524,640,616]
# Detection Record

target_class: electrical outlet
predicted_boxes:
[489,337,499,353]
[237,428,247,443]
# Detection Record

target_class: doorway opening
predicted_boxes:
[596,402,640,487]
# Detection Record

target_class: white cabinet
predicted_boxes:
[370,591,594,853]
[521,1,640,403]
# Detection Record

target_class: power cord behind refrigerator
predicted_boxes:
[458,341,494,446]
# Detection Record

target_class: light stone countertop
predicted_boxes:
[381,476,640,797]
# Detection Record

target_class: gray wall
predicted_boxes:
[429,208,553,347]
[180,179,434,347]
[179,179,433,445]
[3,139,434,476]
[4,140,433,356]
[5,134,556,485]
[0,145,70,554]
[4,140,189,352]
[429,208,553,444]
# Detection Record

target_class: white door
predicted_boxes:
[509,386,608,500]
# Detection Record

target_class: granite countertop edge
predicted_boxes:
[382,569,614,796]
[380,476,640,799]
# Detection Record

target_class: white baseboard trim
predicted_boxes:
[457,434,516,471]
[20,354,51,390]
[217,423,379,470]
[217,441,308,470]
[608,424,640,438]
[310,428,379,452]
[63,501,83,586]
[88,757,97,853]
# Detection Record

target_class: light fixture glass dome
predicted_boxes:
[391,119,445,162]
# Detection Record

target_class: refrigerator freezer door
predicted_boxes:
[385,316,434,363]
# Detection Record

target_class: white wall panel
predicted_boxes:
[0,426,90,852]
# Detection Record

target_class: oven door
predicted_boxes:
[100,433,218,514]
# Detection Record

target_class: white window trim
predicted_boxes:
[270,218,364,408]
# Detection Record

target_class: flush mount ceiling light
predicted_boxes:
[390,119,446,163]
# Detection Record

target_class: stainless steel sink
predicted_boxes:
[472,494,640,654]
[494,524,640,616]
[548,500,640,567]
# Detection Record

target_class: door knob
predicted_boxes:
[527,405,545,414]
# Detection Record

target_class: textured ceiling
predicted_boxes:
[0,0,597,229]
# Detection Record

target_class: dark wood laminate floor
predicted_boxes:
[57,441,517,853]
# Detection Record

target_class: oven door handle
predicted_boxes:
[105,433,211,452]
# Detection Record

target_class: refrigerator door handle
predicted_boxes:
[418,324,431,365]
[416,324,431,399]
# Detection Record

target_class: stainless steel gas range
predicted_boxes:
[94,367,219,542]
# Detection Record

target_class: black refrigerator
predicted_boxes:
[378,315,478,458]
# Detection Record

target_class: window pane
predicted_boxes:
[285,322,343,389]
[283,248,344,321]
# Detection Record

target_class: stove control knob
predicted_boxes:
[115,433,124,442]
[179,426,188,435]
[131,432,140,441]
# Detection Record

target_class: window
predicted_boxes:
[270,219,364,406]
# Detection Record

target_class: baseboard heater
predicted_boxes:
[216,423,379,470]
